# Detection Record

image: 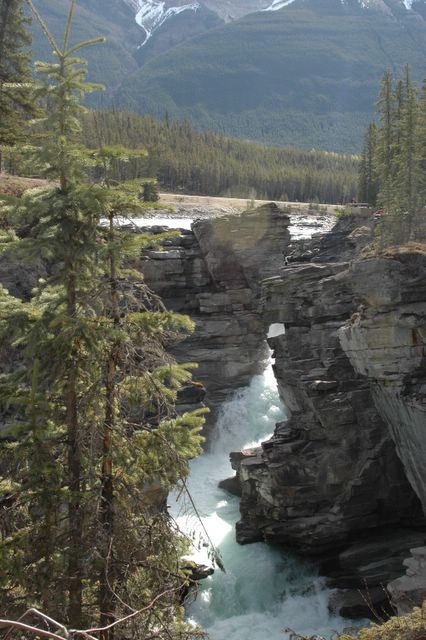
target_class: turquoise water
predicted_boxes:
[172,365,352,640]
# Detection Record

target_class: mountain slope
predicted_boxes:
[114,0,426,151]
[29,0,426,151]
[30,0,141,90]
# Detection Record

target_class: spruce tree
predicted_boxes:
[0,2,207,635]
[376,69,395,211]
[0,0,36,171]
[393,65,419,220]
[358,123,378,205]
[417,78,426,205]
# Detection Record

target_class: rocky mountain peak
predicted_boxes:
[122,0,426,47]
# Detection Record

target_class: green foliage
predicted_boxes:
[361,66,426,245]
[358,123,378,205]
[0,4,206,637]
[81,109,359,204]
[0,0,38,165]
[114,2,426,153]
[143,179,160,202]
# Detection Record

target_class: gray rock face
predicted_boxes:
[141,208,426,616]
[388,547,426,614]
[141,205,291,425]
[235,253,421,554]
[229,215,424,561]
[326,529,426,618]
[338,253,426,516]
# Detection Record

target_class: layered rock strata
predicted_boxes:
[235,216,422,550]
[231,214,425,614]
[337,250,426,612]
[339,252,426,516]
[141,208,426,616]
[141,204,291,424]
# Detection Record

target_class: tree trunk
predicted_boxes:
[99,214,120,640]
[66,272,83,628]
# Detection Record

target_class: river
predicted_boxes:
[172,363,353,640]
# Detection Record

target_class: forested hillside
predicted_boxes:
[82,110,358,202]
[30,0,426,152]
[115,0,426,152]
[358,66,426,244]
[30,0,141,89]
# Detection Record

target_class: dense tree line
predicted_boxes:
[359,66,426,215]
[0,2,211,638]
[81,109,358,204]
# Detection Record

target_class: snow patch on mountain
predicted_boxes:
[342,0,418,8]
[263,0,296,10]
[125,0,425,47]
[263,0,420,11]
[126,1,200,46]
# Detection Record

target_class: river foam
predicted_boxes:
[172,363,354,640]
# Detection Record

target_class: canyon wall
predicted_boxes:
[141,207,426,616]
[339,253,426,515]
[141,204,291,422]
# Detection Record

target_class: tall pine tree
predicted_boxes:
[393,65,419,218]
[0,2,208,637]
[376,69,395,211]
[358,123,378,205]
[0,0,36,171]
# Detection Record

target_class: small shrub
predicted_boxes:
[339,603,426,640]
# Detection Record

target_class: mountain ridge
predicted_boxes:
[115,0,426,151]
[122,0,426,48]
[30,0,426,152]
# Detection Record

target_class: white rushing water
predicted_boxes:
[117,215,335,237]
[172,363,352,640]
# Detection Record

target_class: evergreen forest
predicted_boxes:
[358,66,426,244]
[0,2,210,638]
[5,108,359,205]
[80,110,358,204]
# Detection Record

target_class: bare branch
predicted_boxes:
[3,609,69,640]
[0,619,67,640]
[75,586,182,635]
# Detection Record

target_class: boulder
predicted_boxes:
[388,547,426,614]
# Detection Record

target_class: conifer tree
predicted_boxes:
[0,2,207,635]
[358,123,378,205]
[417,78,426,204]
[0,0,36,170]
[393,65,419,219]
[376,69,395,211]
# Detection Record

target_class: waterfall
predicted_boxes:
[171,362,352,640]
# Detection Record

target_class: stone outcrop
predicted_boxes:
[137,207,426,616]
[339,252,426,516]
[229,213,426,615]
[234,216,423,553]
[388,547,426,614]
[336,250,426,613]
[141,204,292,425]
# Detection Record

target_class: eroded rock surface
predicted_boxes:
[141,204,291,424]
[142,207,426,617]
[230,213,425,615]
[388,547,426,614]
[339,252,426,515]
[234,216,422,554]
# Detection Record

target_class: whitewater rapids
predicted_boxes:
[171,363,353,640]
